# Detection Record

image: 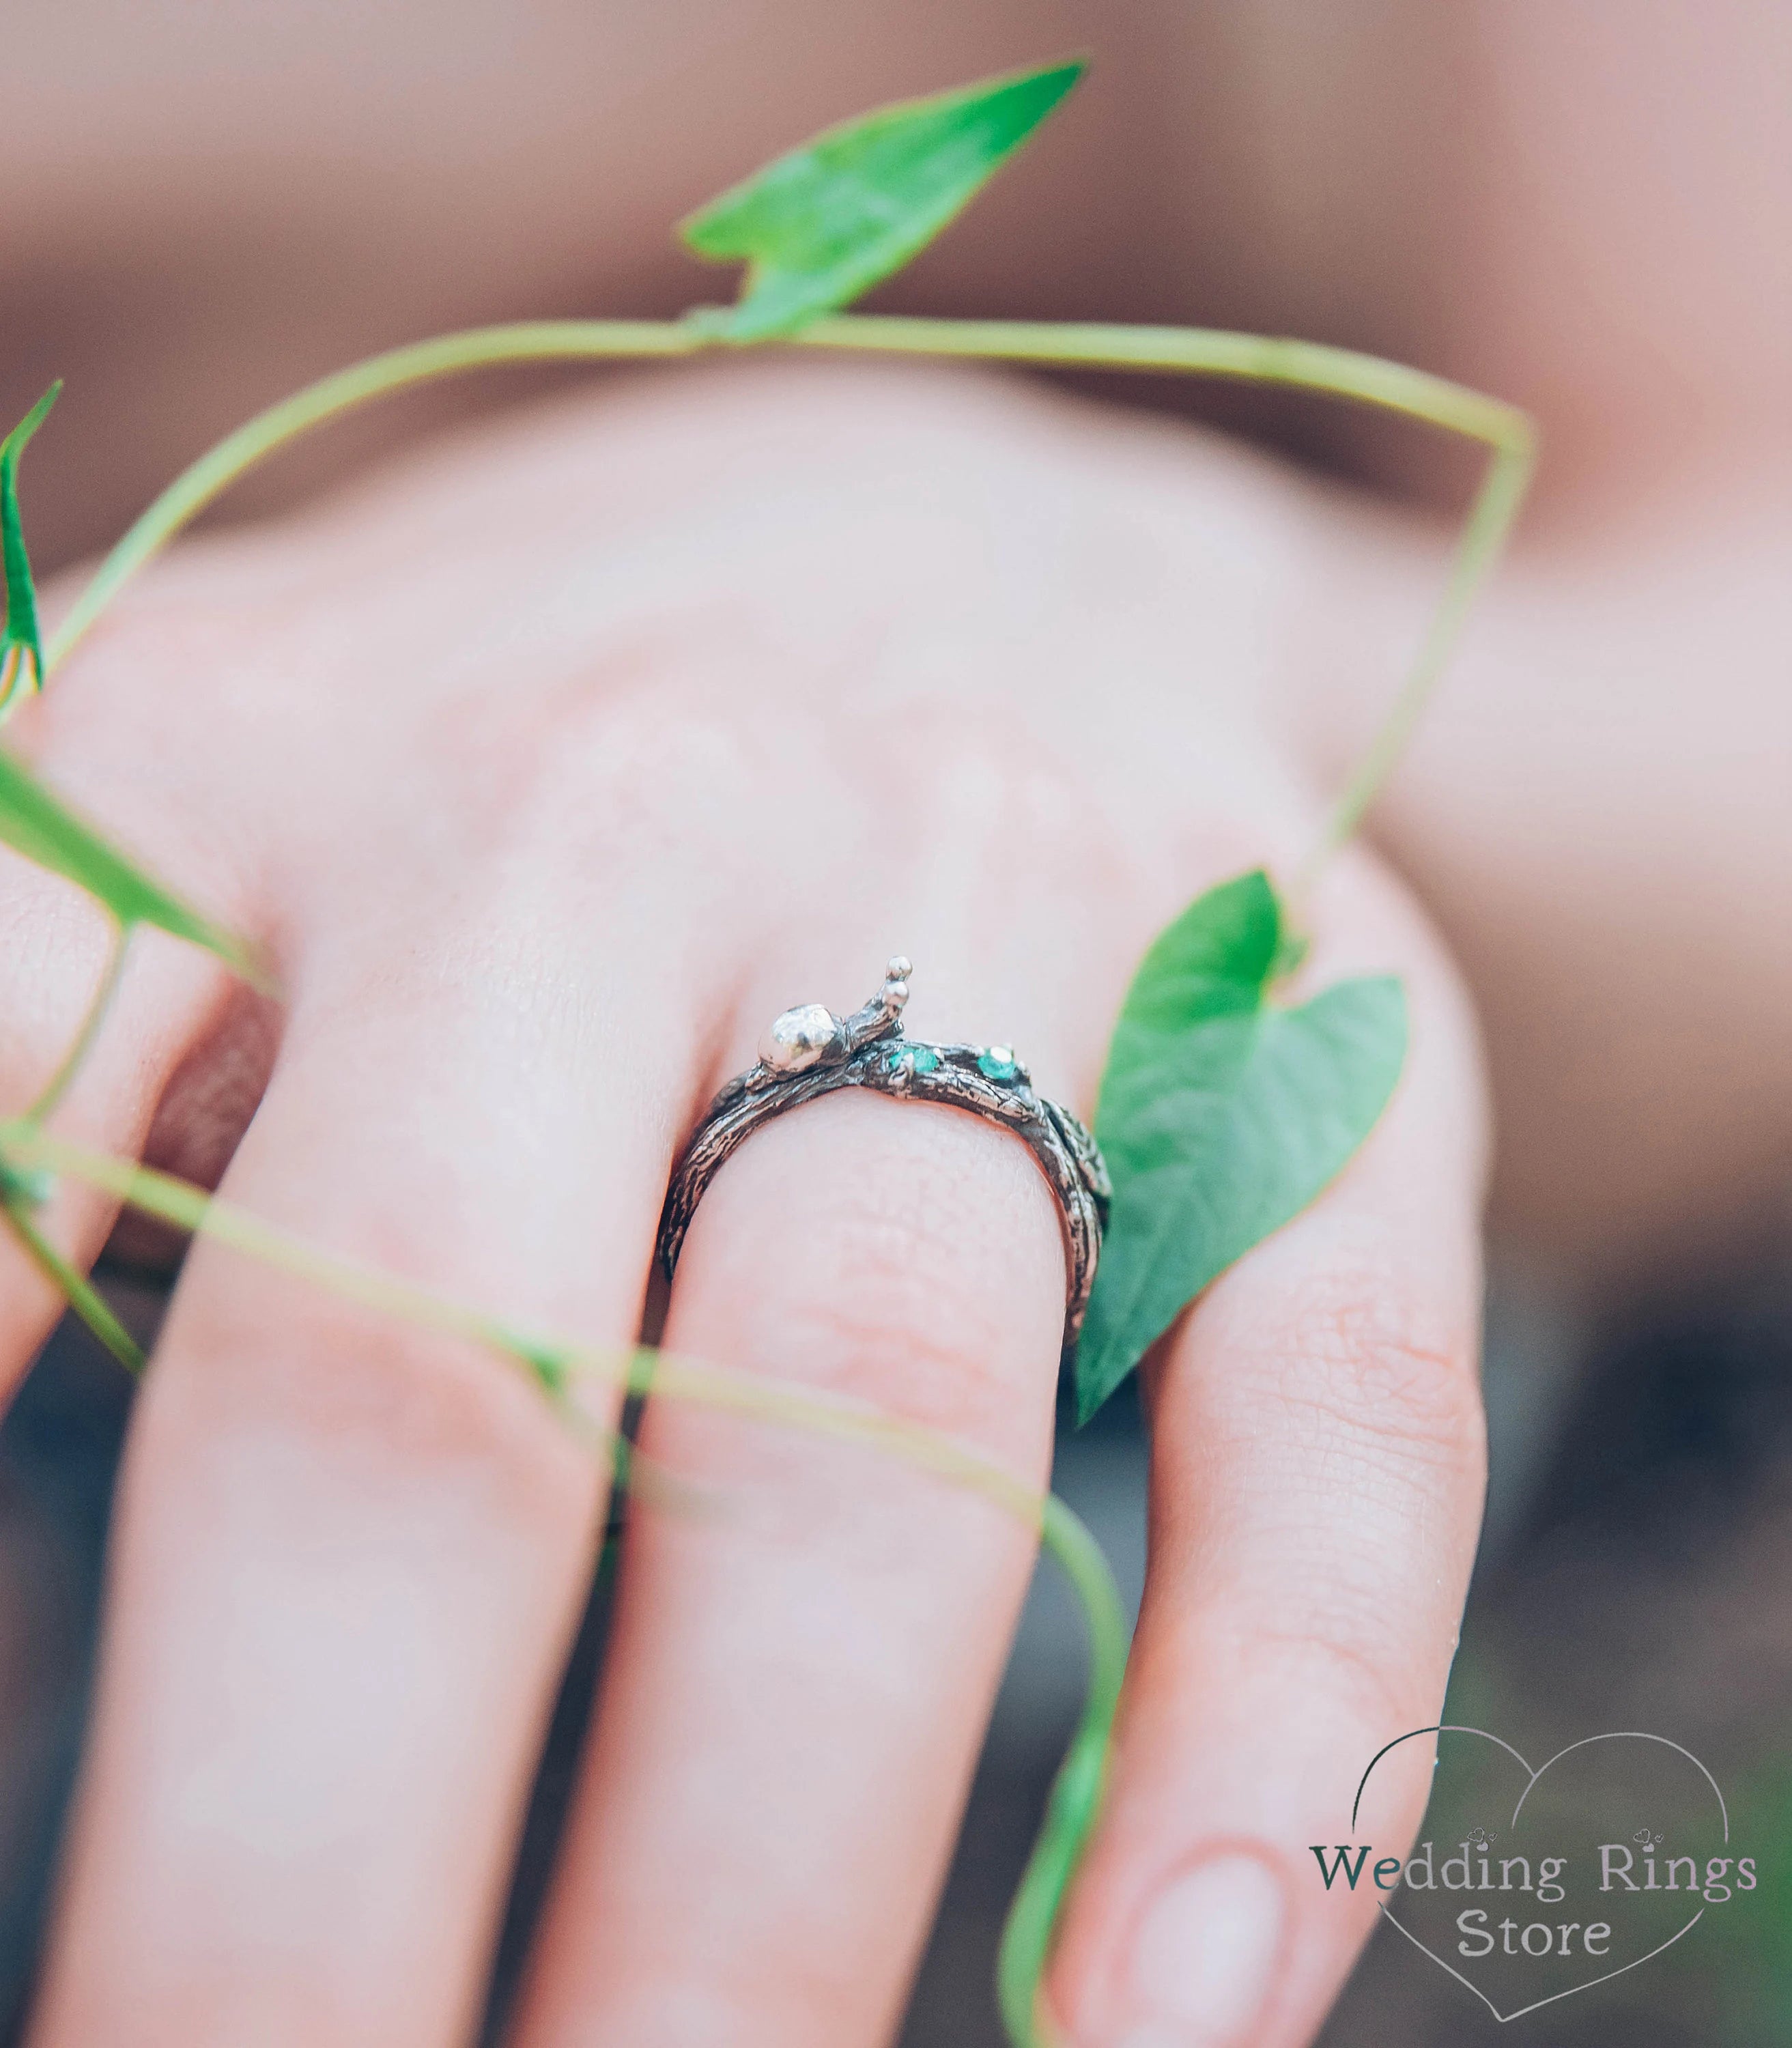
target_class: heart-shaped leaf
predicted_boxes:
[681,58,1084,342]
[0,747,265,985]
[1075,870,1407,1423]
[0,384,59,721]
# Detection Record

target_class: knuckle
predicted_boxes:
[498,677,789,879]
[889,705,1121,890]
[1240,1247,1484,1480]
[1297,1318,1477,1470]
[1171,1245,1485,1735]
[29,582,309,915]
[57,589,238,722]
[57,568,317,752]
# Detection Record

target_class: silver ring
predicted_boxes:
[657,958,1111,1365]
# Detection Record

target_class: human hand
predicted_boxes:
[3,360,1487,2047]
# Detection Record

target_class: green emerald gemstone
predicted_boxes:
[977,1047,1020,1081]
[887,1043,940,1075]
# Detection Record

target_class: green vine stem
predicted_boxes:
[48,313,1533,888]
[0,1115,1127,2043]
[999,1492,1130,2047]
[25,917,132,1124]
[18,302,1529,2043]
[44,322,702,675]
[0,1190,144,1374]
[783,315,1536,885]
[0,1121,1057,1518]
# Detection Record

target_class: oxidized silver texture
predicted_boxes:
[657,959,1111,1366]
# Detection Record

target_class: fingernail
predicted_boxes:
[1115,1852,1285,2047]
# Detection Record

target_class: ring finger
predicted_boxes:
[509,868,1118,2048]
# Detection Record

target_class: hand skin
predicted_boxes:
[0,360,1488,2047]
[5,0,1787,1295]
[1,5,1787,2044]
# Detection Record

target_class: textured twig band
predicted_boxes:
[657,960,1111,1366]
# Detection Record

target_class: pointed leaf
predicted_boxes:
[1075,871,1408,1423]
[0,747,266,984]
[681,59,1085,341]
[0,384,59,720]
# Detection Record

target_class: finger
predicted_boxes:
[511,961,1075,2047]
[28,905,698,2048]
[1048,856,1489,2048]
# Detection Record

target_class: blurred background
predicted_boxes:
[1,2,1787,2040]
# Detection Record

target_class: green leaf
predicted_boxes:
[0,384,60,720]
[0,746,266,985]
[680,58,1085,341]
[1075,870,1408,1423]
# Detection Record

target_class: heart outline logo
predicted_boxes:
[1352,1724,1731,2024]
